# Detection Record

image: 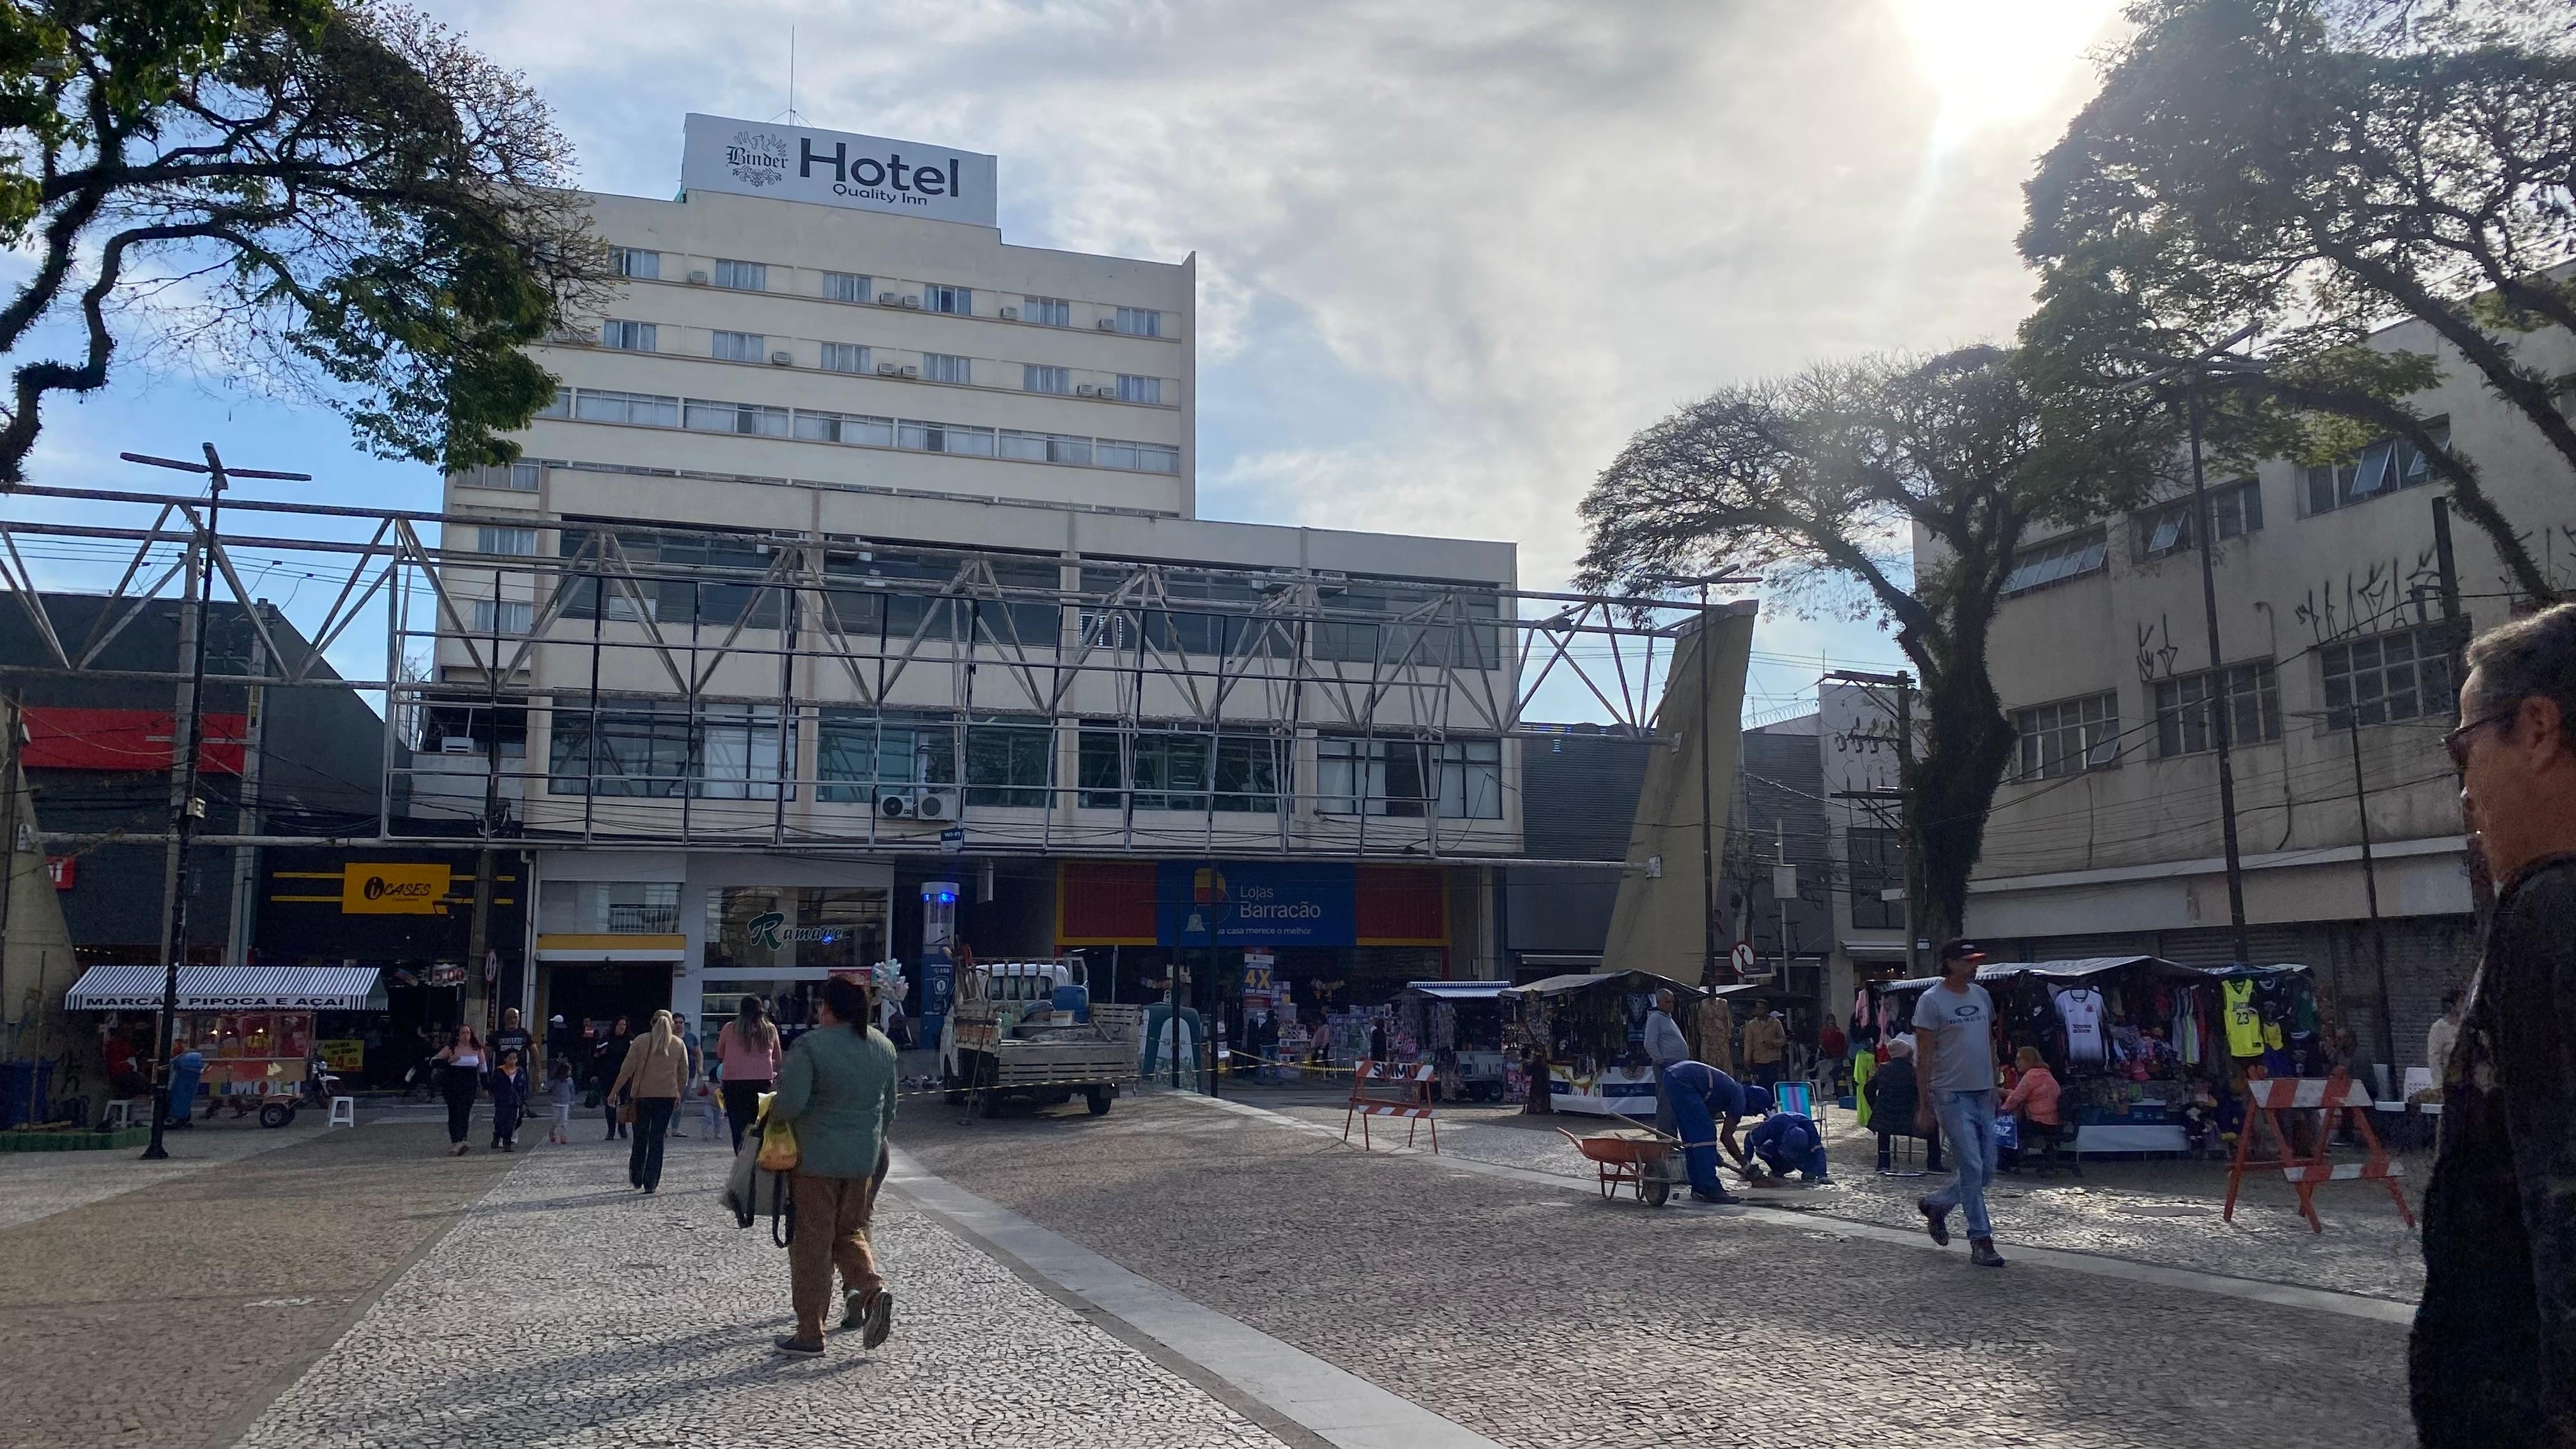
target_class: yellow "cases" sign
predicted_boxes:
[341,862,451,914]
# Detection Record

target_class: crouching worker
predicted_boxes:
[1659,1059,1751,1206]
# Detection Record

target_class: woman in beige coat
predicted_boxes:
[611,1009,691,1193]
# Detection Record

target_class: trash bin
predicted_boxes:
[0,1060,52,1128]
[165,1049,205,1126]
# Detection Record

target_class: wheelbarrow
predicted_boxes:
[1559,1126,1682,1207]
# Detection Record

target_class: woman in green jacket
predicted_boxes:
[767,976,898,1357]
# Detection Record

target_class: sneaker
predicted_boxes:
[1918,1198,1951,1246]
[1688,1189,1742,1205]
[1970,1238,2007,1268]
[841,1290,866,1332]
[772,1335,825,1357]
[861,1289,894,1349]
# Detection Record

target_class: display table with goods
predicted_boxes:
[1874,956,2324,1158]
[1500,970,1708,1119]
[1398,981,1512,1101]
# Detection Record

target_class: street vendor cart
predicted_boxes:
[1397,981,1511,1101]
[65,966,381,1128]
[1503,970,1708,1119]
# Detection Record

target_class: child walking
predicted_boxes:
[546,1055,578,1146]
[488,1049,530,1152]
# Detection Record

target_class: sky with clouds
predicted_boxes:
[12,0,2127,721]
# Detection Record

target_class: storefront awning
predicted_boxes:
[1880,955,2209,993]
[1504,969,1706,1002]
[65,965,388,1012]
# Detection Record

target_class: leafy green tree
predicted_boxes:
[0,0,606,483]
[2021,0,2576,602]
[1577,347,2167,945]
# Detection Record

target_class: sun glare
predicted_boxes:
[1899,0,2125,149]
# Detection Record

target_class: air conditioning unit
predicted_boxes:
[686,270,710,286]
[878,793,916,820]
[899,364,918,378]
[999,306,1019,321]
[769,350,793,365]
[1075,383,1098,396]
[901,295,921,309]
[439,736,475,754]
[878,292,899,305]
[1096,318,1116,330]
[914,790,958,822]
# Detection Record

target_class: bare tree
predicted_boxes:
[0,0,610,483]
[1578,347,2168,944]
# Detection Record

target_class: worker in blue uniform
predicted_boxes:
[1660,1060,1752,1204]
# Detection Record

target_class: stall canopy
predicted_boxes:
[1881,956,2206,994]
[66,965,388,1012]
[1401,981,1512,1002]
[1505,970,1706,1002]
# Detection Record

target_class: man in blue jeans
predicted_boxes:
[1912,939,2005,1267]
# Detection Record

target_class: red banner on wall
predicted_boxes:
[22,707,247,774]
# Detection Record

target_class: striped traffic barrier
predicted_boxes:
[2221,1069,2412,1234]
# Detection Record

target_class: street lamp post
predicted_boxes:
[119,447,309,1160]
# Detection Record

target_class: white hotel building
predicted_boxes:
[422,117,1524,1036]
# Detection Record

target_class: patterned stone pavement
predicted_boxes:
[232,1129,1287,1449]
[1233,1085,2427,1301]
[898,1089,2416,1449]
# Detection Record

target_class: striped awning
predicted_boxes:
[65,965,388,1012]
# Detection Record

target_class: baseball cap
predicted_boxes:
[1740,1084,1774,1116]
[1938,940,1989,965]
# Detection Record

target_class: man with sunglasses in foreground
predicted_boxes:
[2414,602,2576,1448]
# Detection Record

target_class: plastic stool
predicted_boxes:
[327,1096,356,1128]
[103,1098,136,1128]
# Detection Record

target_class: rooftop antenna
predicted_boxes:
[774,27,809,126]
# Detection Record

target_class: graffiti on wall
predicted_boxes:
[2134,613,2183,683]
[2294,546,2446,646]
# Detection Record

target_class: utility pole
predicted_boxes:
[121,447,309,1161]
[2343,711,2398,1080]
[223,617,267,966]
[1827,669,1915,974]
[464,595,505,1034]
[2430,497,2495,930]
[2185,388,2255,967]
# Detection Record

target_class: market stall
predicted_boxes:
[1397,981,1510,1101]
[1871,956,2276,1156]
[66,966,385,1126]
[1501,970,1706,1119]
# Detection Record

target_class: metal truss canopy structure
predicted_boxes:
[0,482,1745,861]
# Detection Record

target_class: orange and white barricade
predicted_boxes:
[1343,1061,1439,1153]
[2222,1069,2412,1234]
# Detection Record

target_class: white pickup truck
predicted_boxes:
[939,960,1140,1117]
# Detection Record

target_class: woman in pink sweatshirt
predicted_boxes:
[2001,1045,2062,1135]
[715,996,783,1152]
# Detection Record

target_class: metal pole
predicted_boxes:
[1897,673,1917,976]
[2346,710,2398,1077]
[1697,589,1719,986]
[2186,389,2254,965]
[144,447,227,1160]
[2430,497,2496,930]
[223,618,266,965]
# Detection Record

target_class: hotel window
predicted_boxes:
[1024,364,1071,395]
[2138,480,2262,558]
[712,258,767,291]
[2322,623,2455,729]
[998,429,1092,465]
[477,526,537,556]
[2012,693,2120,779]
[684,399,791,436]
[822,272,870,303]
[2154,662,2281,757]
[609,246,659,279]
[712,330,765,363]
[1095,438,1179,473]
[1114,307,1162,337]
[923,352,971,385]
[1022,296,1070,326]
[1116,374,1163,404]
[923,283,971,316]
[2000,528,2108,595]
[470,599,534,635]
[548,701,791,799]
[898,420,997,456]
[601,320,657,352]
[536,389,571,420]
[793,410,895,447]
[816,710,955,804]
[2305,419,2449,516]
[460,461,542,491]
[574,389,680,427]
[820,342,869,374]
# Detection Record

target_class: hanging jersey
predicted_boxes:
[2055,986,2106,1064]
[2222,978,2264,1057]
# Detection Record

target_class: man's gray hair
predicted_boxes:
[2465,601,2576,753]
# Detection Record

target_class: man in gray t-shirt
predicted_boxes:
[1911,940,2005,1267]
